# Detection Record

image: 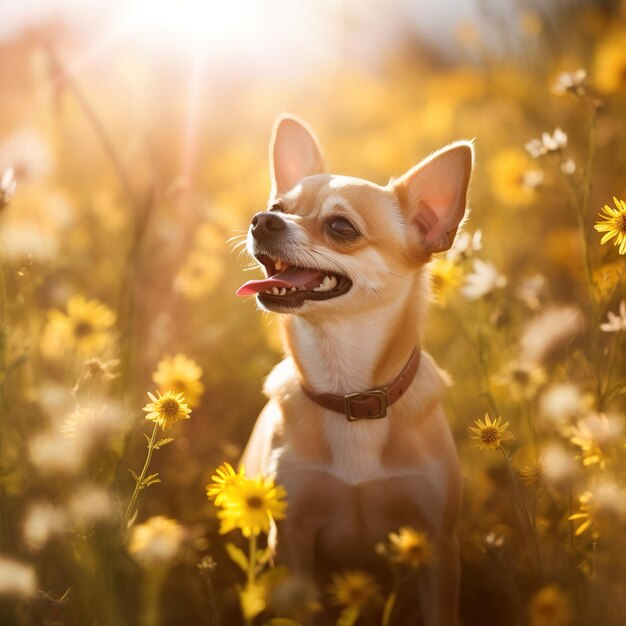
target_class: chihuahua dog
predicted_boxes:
[237,115,473,626]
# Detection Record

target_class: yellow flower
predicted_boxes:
[469,414,514,451]
[594,197,626,255]
[142,391,191,430]
[568,483,626,538]
[488,149,542,207]
[568,413,621,469]
[41,295,116,358]
[217,474,287,538]
[430,257,464,306]
[328,570,381,610]
[128,515,184,567]
[387,527,433,569]
[492,360,547,401]
[152,353,205,408]
[594,29,626,93]
[519,458,544,486]
[568,490,595,537]
[529,584,572,626]
[174,249,225,300]
[206,462,245,506]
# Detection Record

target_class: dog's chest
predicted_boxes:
[321,413,389,484]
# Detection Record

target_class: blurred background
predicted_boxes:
[0,0,625,625]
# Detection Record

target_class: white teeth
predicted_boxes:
[272,287,279,295]
[290,287,296,293]
[313,275,337,292]
[279,288,287,295]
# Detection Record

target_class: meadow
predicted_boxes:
[0,1,624,625]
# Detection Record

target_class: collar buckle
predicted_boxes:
[344,390,388,422]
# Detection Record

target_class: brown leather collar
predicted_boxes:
[301,348,421,422]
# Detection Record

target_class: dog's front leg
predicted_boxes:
[417,532,460,626]
[275,513,318,574]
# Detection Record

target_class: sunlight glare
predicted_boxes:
[124,0,264,56]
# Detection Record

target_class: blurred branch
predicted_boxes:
[43,42,141,212]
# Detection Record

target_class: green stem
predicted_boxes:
[141,567,166,626]
[520,400,537,451]
[244,534,258,626]
[499,447,545,581]
[123,422,159,530]
[381,592,397,626]
[599,333,620,409]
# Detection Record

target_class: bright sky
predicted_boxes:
[0,0,482,72]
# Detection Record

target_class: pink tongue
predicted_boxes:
[236,266,323,296]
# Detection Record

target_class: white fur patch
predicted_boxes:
[322,415,389,484]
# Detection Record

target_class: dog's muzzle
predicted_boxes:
[251,212,286,241]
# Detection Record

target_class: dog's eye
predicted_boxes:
[328,216,360,239]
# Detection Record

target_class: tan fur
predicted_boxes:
[239,115,474,626]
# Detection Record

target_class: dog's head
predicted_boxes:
[237,114,474,316]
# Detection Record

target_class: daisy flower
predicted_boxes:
[387,527,433,569]
[206,462,245,506]
[328,570,381,610]
[594,197,626,255]
[217,474,287,538]
[128,516,184,567]
[142,391,191,430]
[469,414,514,451]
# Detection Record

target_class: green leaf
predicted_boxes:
[153,437,175,450]
[128,469,140,483]
[143,432,152,446]
[225,542,249,572]
[143,472,161,486]
[256,546,273,567]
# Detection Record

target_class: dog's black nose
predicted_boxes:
[251,212,286,240]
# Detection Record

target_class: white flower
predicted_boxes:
[593,481,626,516]
[0,557,36,597]
[573,412,623,445]
[29,431,81,475]
[460,259,506,300]
[600,300,626,332]
[541,443,577,485]
[561,159,576,175]
[516,274,546,310]
[522,169,544,189]
[449,229,482,261]
[128,516,184,568]
[69,487,114,525]
[61,400,129,455]
[23,503,68,551]
[539,384,582,423]
[520,306,583,363]
[525,127,567,158]
[552,69,587,96]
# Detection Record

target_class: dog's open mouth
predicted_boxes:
[236,254,352,308]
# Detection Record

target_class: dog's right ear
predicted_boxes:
[270,114,325,196]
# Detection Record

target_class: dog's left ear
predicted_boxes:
[270,114,325,196]
[391,141,474,255]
